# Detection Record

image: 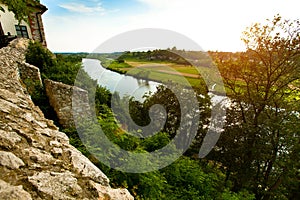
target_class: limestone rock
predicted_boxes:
[0,151,25,169]
[19,62,43,84]
[51,130,70,144]
[68,146,110,186]
[0,39,134,199]
[44,79,91,128]
[18,62,43,94]
[28,171,82,200]
[24,147,55,165]
[51,147,63,158]
[8,38,29,51]
[90,181,134,200]
[0,179,32,200]
[0,130,22,149]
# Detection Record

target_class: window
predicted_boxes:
[15,25,29,38]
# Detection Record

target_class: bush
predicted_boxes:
[25,41,55,73]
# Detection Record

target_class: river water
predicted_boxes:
[82,58,161,101]
[82,58,228,106]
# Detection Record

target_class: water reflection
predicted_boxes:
[82,59,161,101]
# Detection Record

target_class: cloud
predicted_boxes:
[59,2,105,14]
[136,0,182,9]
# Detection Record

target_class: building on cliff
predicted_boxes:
[0,1,47,47]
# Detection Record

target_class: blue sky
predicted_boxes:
[42,0,145,16]
[41,0,300,52]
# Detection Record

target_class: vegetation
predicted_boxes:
[24,42,253,199]
[0,0,42,23]
[210,15,300,199]
[25,41,92,123]
[94,52,212,92]
[24,14,299,200]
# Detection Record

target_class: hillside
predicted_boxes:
[0,39,133,199]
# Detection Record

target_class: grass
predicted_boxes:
[101,59,229,94]
[125,61,229,93]
[123,61,208,89]
[99,56,300,103]
[102,60,133,69]
[125,67,205,87]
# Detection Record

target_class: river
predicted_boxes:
[82,58,228,105]
[82,58,161,101]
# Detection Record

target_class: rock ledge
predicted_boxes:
[0,39,133,200]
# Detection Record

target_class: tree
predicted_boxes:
[212,15,300,199]
[25,41,55,73]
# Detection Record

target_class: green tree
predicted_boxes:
[212,15,300,199]
[26,41,55,74]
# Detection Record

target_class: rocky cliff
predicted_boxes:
[0,39,133,200]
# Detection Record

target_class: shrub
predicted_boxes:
[25,41,55,74]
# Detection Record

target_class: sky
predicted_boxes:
[41,0,300,53]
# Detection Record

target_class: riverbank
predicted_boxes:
[82,58,161,101]
[100,59,224,93]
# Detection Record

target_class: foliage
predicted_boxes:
[103,59,133,69]
[58,78,244,199]
[22,77,59,125]
[118,50,191,65]
[25,41,92,124]
[97,50,216,92]
[0,0,41,23]
[25,41,90,86]
[95,86,112,109]
[211,15,300,199]
[23,15,300,198]
[25,41,249,199]
[221,189,255,200]
[25,41,55,74]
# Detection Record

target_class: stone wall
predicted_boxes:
[0,38,133,200]
[44,79,92,128]
[18,62,43,94]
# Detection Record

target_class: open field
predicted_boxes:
[109,60,226,93]
[122,61,206,89]
[102,58,274,95]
